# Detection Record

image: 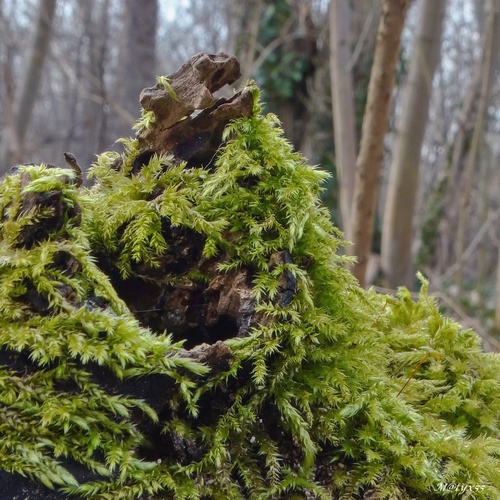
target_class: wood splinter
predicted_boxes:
[63,151,83,187]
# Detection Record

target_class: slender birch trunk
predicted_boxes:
[329,0,357,231]
[348,0,409,287]
[380,0,447,288]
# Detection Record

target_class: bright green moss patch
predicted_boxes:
[0,88,499,499]
[0,164,206,498]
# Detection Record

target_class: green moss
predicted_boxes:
[0,164,206,498]
[1,88,499,499]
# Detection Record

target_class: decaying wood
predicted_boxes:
[63,151,83,186]
[137,52,254,165]
[140,52,241,126]
[2,50,296,371]
[14,171,81,250]
[0,52,299,499]
[99,52,293,350]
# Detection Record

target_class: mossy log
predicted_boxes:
[1,53,499,499]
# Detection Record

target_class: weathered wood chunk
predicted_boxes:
[137,52,253,165]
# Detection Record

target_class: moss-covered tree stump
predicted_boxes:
[1,53,499,499]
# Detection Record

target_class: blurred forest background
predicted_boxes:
[1,0,500,351]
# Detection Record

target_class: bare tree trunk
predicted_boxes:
[227,0,265,86]
[2,49,22,166]
[0,0,56,170]
[495,235,500,331]
[455,0,500,293]
[380,0,447,289]
[347,0,409,287]
[15,0,56,144]
[329,0,357,231]
[114,0,158,138]
[80,0,111,167]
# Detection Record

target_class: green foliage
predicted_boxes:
[256,1,313,102]
[1,88,499,499]
[86,143,225,278]
[132,109,156,132]
[156,75,178,101]
[0,164,206,497]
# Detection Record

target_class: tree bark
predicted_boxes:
[495,221,500,331]
[0,0,56,170]
[227,0,265,86]
[380,0,447,289]
[78,0,111,169]
[329,0,357,231]
[114,0,158,137]
[2,48,22,166]
[347,0,409,287]
[455,0,500,293]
